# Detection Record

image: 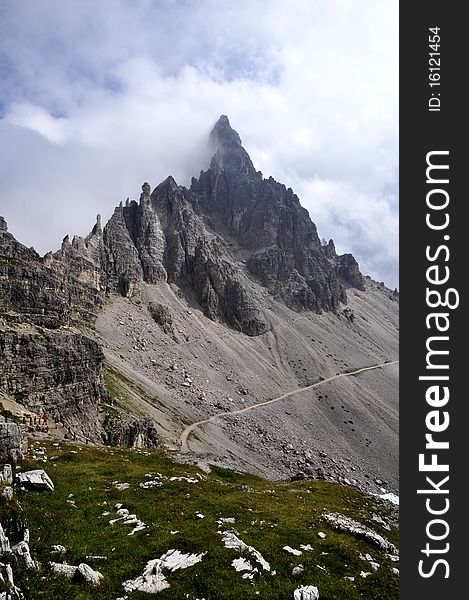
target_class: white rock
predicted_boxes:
[370,561,380,572]
[1,486,13,501]
[360,571,371,578]
[221,531,270,572]
[323,512,397,554]
[113,482,130,491]
[386,553,400,562]
[376,492,399,505]
[293,585,319,600]
[0,564,23,599]
[50,562,102,586]
[392,567,399,576]
[316,565,327,572]
[12,541,39,569]
[1,465,12,485]
[129,522,147,535]
[50,562,79,579]
[283,545,302,556]
[292,565,304,575]
[140,480,163,489]
[122,550,206,594]
[160,549,206,572]
[232,557,253,572]
[77,563,104,586]
[123,560,170,594]
[217,517,236,524]
[299,544,313,551]
[0,523,10,553]
[17,469,54,491]
[317,532,326,539]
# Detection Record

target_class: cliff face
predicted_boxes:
[0,217,103,328]
[0,219,159,447]
[0,325,108,442]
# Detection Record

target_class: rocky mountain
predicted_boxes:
[0,116,398,495]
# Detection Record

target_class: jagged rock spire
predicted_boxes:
[210,115,242,149]
[208,115,256,176]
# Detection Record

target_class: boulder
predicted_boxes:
[77,563,104,586]
[0,421,22,463]
[293,586,320,600]
[50,562,103,587]
[17,470,54,491]
[0,464,13,485]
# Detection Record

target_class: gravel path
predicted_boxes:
[180,360,399,452]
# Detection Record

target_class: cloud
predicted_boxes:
[0,0,398,287]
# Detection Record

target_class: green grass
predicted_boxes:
[9,440,399,599]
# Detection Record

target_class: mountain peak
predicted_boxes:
[210,115,242,150]
[208,115,255,176]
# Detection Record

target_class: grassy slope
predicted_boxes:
[11,440,398,599]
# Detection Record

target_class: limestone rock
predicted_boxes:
[0,420,22,463]
[17,469,54,491]
[0,217,103,328]
[50,562,77,579]
[0,326,109,443]
[50,562,103,586]
[0,464,13,484]
[77,563,104,586]
[189,115,364,312]
[283,545,302,556]
[0,564,24,599]
[151,176,269,335]
[0,522,11,553]
[322,512,397,554]
[293,586,319,600]
[103,415,159,448]
[122,549,206,594]
[2,486,13,501]
[148,302,174,335]
[12,540,39,569]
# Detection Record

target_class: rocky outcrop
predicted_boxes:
[0,418,22,463]
[17,470,54,492]
[0,218,103,328]
[148,302,174,336]
[102,415,159,448]
[0,324,109,443]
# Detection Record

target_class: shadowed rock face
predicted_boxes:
[150,176,268,336]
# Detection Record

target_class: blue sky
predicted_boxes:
[0,0,398,288]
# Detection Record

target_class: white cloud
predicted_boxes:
[0,0,398,287]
